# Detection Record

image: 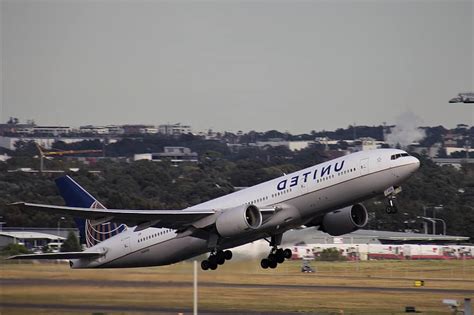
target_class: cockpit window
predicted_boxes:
[391,153,410,160]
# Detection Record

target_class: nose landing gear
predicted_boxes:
[385,196,398,214]
[384,186,402,214]
[201,250,233,271]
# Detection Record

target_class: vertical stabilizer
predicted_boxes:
[55,176,127,248]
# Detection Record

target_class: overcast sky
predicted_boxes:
[1,0,473,133]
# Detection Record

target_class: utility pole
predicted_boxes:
[422,206,428,234]
[433,218,447,235]
[193,260,198,315]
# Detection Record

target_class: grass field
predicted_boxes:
[1,259,474,314]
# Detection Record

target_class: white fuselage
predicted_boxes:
[71,148,419,268]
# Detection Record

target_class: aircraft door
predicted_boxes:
[360,158,369,175]
[121,236,132,253]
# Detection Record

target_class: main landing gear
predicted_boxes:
[260,234,292,269]
[260,247,292,269]
[201,250,232,271]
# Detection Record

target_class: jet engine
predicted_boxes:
[321,204,368,236]
[215,205,262,237]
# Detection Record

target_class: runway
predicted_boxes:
[2,278,474,295]
[1,302,307,315]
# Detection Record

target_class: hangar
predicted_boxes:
[0,231,65,250]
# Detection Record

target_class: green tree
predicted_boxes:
[1,243,30,256]
[317,248,346,261]
[61,231,82,252]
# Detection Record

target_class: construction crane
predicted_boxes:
[36,143,102,173]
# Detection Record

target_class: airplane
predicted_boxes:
[9,148,420,271]
[449,92,474,103]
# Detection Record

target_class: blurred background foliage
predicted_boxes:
[0,144,472,240]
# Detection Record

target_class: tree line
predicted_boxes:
[0,149,473,240]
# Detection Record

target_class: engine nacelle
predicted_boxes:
[321,204,368,236]
[215,205,262,238]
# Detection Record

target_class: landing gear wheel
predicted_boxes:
[216,251,226,265]
[268,253,277,263]
[209,262,218,270]
[209,255,217,265]
[392,205,398,213]
[385,205,398,214]
[262,234,289,270]
[201,260,210,271]
[276,251,285,264]
[269,260,278,269]
[283,248,292,259]
[224,250,233,260]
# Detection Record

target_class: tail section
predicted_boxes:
[55,176,126,248]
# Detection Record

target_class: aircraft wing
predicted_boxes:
[8,251,104,260]
[10,202,218,230]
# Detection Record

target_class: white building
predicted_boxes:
[139,127,159,134]
[445,147,474,156]
[106,125,125,135]
[79,125,109,134]
[0,231,66,249]
[17,126,72,135]
[158,123,192,136]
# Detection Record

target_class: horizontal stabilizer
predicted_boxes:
[8,251,104,260]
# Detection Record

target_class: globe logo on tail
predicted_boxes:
[85,201,127,248]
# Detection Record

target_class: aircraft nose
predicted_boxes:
[407,156,420,173]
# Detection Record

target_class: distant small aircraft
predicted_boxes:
[449,92,474,103]
[9,149,419,271]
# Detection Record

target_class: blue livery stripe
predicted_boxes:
[55,176,126,248]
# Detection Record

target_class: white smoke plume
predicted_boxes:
[385,111,426,148]
[231,240,269,260]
